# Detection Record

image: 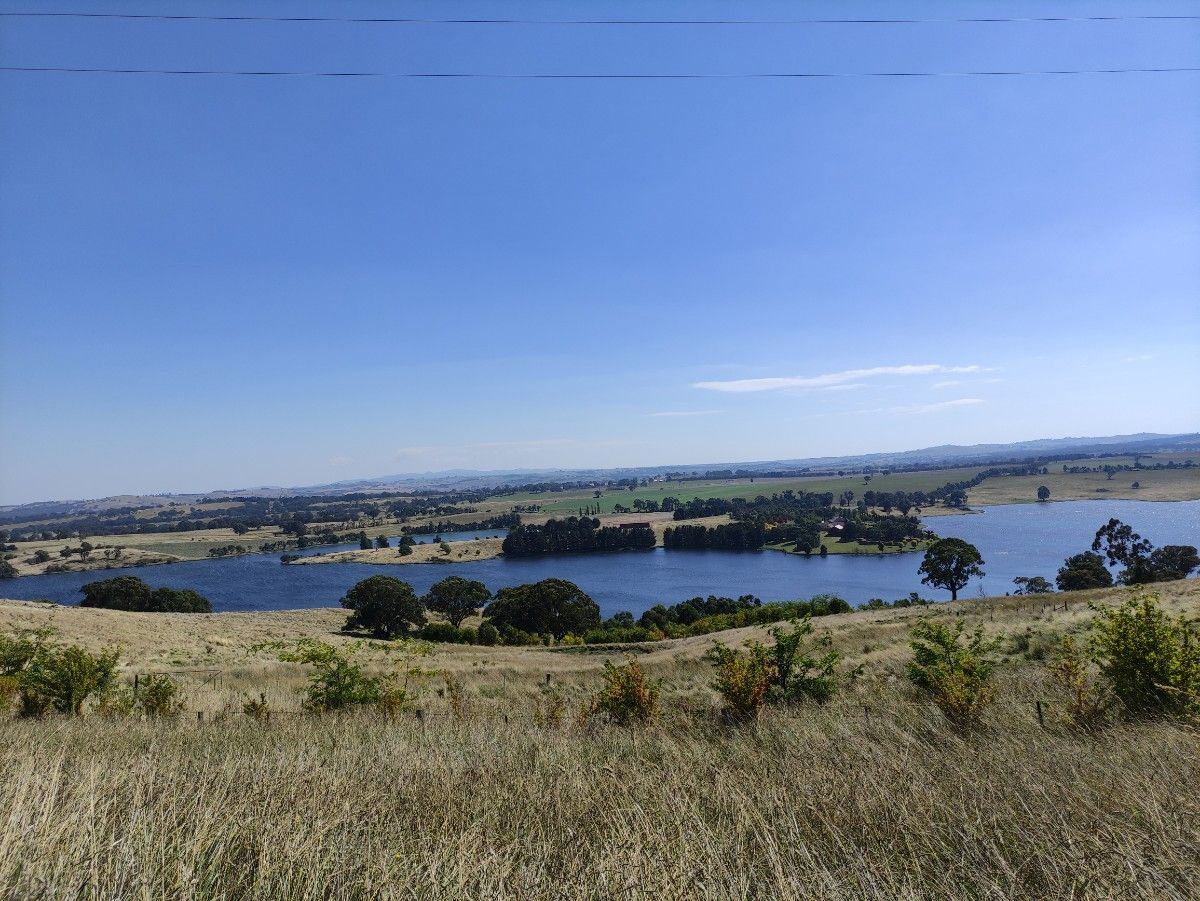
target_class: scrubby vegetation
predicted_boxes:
[0,581,1197,898]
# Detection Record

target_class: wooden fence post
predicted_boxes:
[1035,700,1045,728]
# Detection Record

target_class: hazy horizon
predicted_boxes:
[1,429,1193,507]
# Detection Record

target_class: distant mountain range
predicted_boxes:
[3,432,1197,521]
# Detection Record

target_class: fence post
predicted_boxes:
[545,673,552,686]
[416,708,425,732]
[197,710,204,723]
[1035,700,1045,728]
[133,673,139,701]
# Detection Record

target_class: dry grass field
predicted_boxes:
[1,580,1198,897]
[292,536,506,567]
[1,581,1198,898]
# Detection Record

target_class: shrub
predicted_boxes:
[443,674,466,719]
[591,658,659,725]
[277,639,427,713]
[708,642,774,720]
[418,622,476,644]
[907,619,997,726]
[1088,590,1200,717]
[534,692,566,728]
[476,622,499,646]
[20,643,122,716]
[242,692,270,720]
[340,576,426,639]
[137,674,184,718]
[767,618,844,704]
[1050,636,1111,729]
[0,560,16,579]
[0,675,18,711]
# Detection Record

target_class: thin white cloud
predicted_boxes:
[692,364,987,393]
[1120,354,1154,364]
[646,410,722,418]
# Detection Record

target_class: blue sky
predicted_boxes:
[1,1,1198,504]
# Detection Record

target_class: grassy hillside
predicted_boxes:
[1,581,1198,898]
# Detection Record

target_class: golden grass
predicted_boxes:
[1,580,1199,897]
[966,465,1200,505]
[292,537,505,567]
[2,677,1198,897]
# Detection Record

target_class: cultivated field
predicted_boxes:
[0,581,1197,898]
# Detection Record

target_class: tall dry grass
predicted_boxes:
[2,677,1198,900]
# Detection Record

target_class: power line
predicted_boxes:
[2,11,1198,25]
[3,65,1198,79]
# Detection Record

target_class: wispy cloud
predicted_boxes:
[646,410,722,418]
[1120,354,1154,364]
[692,364,987,393]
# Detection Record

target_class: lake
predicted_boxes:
[3,501,1196,618]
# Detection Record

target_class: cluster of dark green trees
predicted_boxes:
[662,521,766,550]
[501,518,655,556]
[76,576,212,613]
[585,594,854,644]
[339,573,858,648]
[401,513,520,535]
[339,575,601,645]
[1055,519,1199,591]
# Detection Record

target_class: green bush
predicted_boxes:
[137,674,184,718]
[590,658,659,725]
[907,619,998,727]
[21,644,122,716]
[277,639,427,713]
[1088,590,1200,717]
[477,622,500,646]
[766,618,844,704]
[418,622,476,644]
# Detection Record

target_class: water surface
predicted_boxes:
[3,501,1195,618]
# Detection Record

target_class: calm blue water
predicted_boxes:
[3,501,1196,618]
